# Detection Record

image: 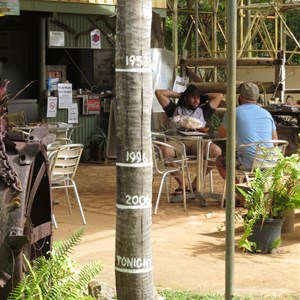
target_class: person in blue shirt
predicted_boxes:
[216,82,278,205]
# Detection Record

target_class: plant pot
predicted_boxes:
[249,218,285,254]
[89,141,105,162]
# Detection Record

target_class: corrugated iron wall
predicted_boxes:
[55,0,116,4]
[44,98,102,161]
[47,13,115,49]
[46,0,166,8]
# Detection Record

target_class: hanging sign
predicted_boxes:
[91,29,101,49]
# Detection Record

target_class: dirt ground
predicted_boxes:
[53,163,300,298]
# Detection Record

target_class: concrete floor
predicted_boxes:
[52,163,300,297]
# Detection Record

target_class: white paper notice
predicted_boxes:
[173,76,188,93]
[49,31,65,47]
[68,103,78,124]
[58,83,73,109]
[47,97,57,118]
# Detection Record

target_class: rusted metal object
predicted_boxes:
[0,119,53,300]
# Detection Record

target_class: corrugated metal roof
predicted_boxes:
[47,13,115,49]
[20,0,116,15]
[21,0,166,14]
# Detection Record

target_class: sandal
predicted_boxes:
[187,187,197,193]
[172,188,185,195]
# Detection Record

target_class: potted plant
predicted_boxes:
[88,127,107,162]
[237,151,300,253]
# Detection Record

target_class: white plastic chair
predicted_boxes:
[152,140,192,214]
[221,139,289,208]
[48,143,86,225]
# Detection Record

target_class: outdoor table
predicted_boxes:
[13,123,82,140]
[152,130,226,206]
[263,105,300,126]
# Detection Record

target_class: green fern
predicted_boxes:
[54,226,85,257]
[8,227,102,300]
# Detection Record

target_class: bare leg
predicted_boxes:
[216,155,245,206]
[192,142,222,189]
[216,155,226,180]
[160,145,184,190]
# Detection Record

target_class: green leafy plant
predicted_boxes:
[88,127,107,148]
[8,227,102,300]
[87,127,107,161]
[237,152,300,251]
[208,112,222,132]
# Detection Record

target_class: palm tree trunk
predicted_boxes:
[115,1,154,299]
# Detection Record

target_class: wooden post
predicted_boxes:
[281,208,295,233]
[274,50,285,101]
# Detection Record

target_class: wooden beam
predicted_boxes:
[190,81,277,94]
[186,69,202,82]
[181,57,284,67]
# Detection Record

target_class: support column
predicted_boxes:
[39,17,47,104]
[172,0,178,76]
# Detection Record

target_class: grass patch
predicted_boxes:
[159,289,222,299]
[159,289,300,300]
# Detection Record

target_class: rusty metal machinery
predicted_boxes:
[0,124,53,300]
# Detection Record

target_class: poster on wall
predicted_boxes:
[47,78,60,92]
[49,31,65,47]
[68,103,78,124]
[46,97,57,118]
[82,95,101,115]
[151,48,175,112]
[91,29,101,49]
[58,83,72,109]
[0,0,20,16]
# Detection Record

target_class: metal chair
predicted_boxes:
[46,137,72,156]
[48,143,86,225]
[221,139,289,208]
[199,140,217,192]
[152,140,192,214]
[47,122,74,140]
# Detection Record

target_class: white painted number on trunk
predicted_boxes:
[126,195,151,206]
[126,55,150,67]
[115,255,152,273]
[126,151,148,163]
